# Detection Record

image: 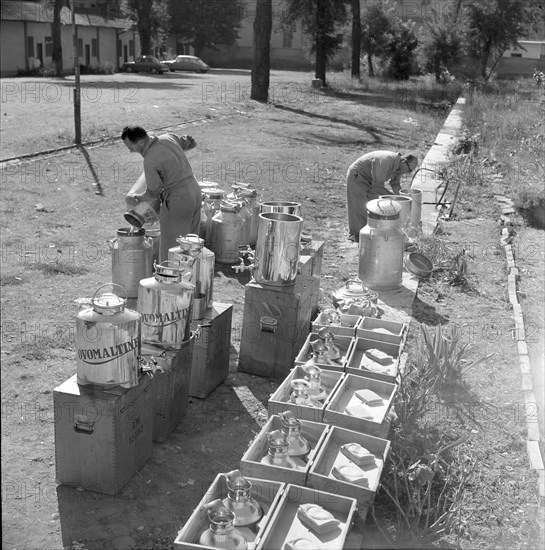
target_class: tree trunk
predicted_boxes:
[52,0,63,76]
[315,0,327,85]
[251,0,273,101]
[139,24,152,55]
[367,53,374,77]
[480,39,492,79]
[351,0,361,79]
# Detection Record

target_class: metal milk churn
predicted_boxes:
[137,261,195,347]
[209,201,246,264]
[400,187,423,232]
[380,194,412,232]
[358,198,405,290]
[168,234,215,310]
[260,201,302,216]
[201,188,225,245]
[145,223,161,273]
[109,227,153,299]
[254,212,303,285]
[76,284,141,388]
[240,188,260,246]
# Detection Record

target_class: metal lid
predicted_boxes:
[366,198,401,219]
[92,292,125,314]
[117,227,145,237]
[204,189,225,200]
[220,200,241,213]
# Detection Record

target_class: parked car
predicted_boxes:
[164,55,210,73]
[122,56,169,74]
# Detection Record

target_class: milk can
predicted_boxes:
[201,189,225,245]
[254,212,303,286]
[76,284,141,388]
[124,174,161,228]
[400,187,423,231]
[168,234,215,311]
[145,223,161,272]
[358,198,405,290]
[209,201,246,264]
[109,227,153,299]
[137,261,195,348]
[228,185,260,247]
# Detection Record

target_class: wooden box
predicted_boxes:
[307,425,390,506]
[300,240,325,319]
[240,415,328,486]
[54,374,153,495]
[238,278,313,380]
[297,254,314,281]
[189,302,233,399]
[295,332,355,373]
[174,474,284,550]
[268,366,344,423]
[345,337,401,383]
[324,374,397,438]
[355,316,406,345]
[312,312,362,338]
[141,337,195,442]
[255,484,357,550]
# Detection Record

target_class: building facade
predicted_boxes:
[0,0,138,76]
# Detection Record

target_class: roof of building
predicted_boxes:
[1,1,133,30]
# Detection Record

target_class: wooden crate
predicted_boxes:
[355,317,406,345]
[295,332,355,373]
[189,302,232,399]
[268,366,344,423]
[240,415,328,486]
[345,337,401,383]
[238,278,313,380]
[324,374,397,438]
[307,425,390,506]
[300,240,325,320]
[312,312,362,338]
[174,474,284,550]
[255,484,357,550]
[297,254,313,281]
[141,337,195,443]
[54,374,153,495]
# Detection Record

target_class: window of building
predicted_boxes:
[92,38,98,57]
[129,40,134,57]
[282,31,293,48]
[45,36,52,57]
[78,38,83,57]
[27,36,34,57]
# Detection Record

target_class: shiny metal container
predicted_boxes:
[109,227,152,299]
[137,262,195,348]
[76,284,141,388]
[228,186,260,247]
[145,224,161,273]
[260,201,301,217]
[201,189,226,245]
[380,194,412,230]
[168,234,215,310]
[358,199,405,290]
[254,212,303,286]
[199,501,248,550]
[400,187,423,231]
[210,201,246,265]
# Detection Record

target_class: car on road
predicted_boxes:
[122,56,169,74]
[164,55,210,73]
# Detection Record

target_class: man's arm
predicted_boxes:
[177,135,197,150]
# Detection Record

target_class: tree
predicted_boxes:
[282,0,347,86]
[51,0,64,76]
[464,0,542,80]
[381,18,417,80]
[360,0,396,77]
[168,0,246,57]
[350,0,361,79]
[122,0,169,55]
[251,0,273,101]
[416,1,466,82]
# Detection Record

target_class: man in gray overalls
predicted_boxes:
[346,150,418,241]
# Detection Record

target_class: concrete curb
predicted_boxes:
[497,209,545,534]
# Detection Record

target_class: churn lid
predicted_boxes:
[117,227,145,237]
[204,189,225,200]
[366,198,401,220]
[91,283,127,315]
[220,200,241,213]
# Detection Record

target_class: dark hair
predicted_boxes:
[401,154,418,171]
[121,126,148,142]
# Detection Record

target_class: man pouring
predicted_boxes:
[346,150,418,242]
[121,125,201,261]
